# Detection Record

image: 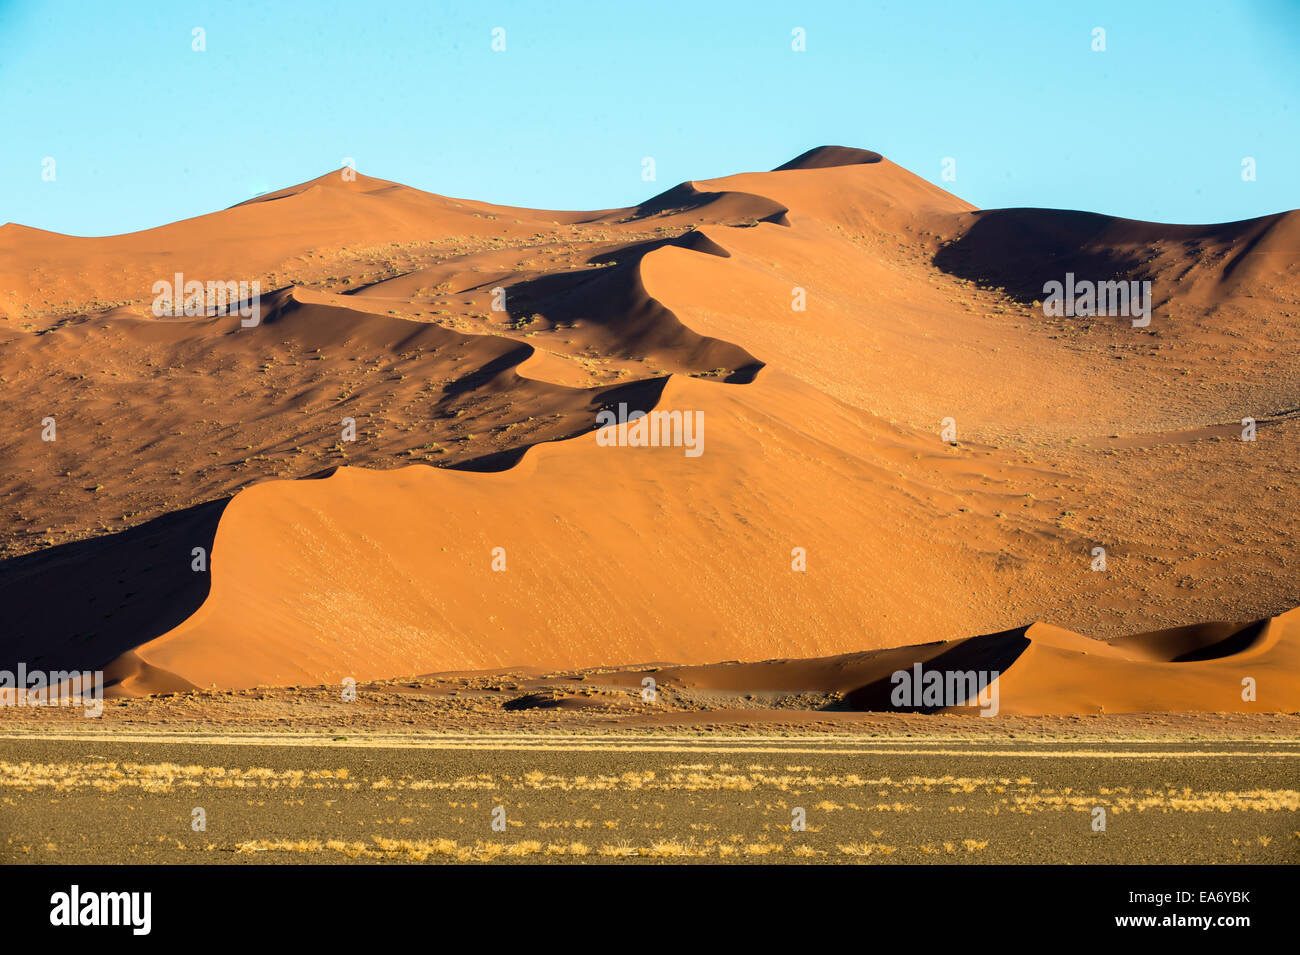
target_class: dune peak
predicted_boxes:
[774,145,885,171]
[230,168,404,208]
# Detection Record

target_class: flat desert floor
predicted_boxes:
[2,709,1296,865]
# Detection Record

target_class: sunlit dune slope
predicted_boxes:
[130,369,1072,687]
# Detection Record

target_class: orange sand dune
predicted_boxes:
[0,168,630,327]
[129,369,1061,687]
[614,607,1300,715]
[1,146,1296,711]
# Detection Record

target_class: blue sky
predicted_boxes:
[2,0,1297,236]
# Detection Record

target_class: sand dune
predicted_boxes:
[1,147,1296,711]
[624,606,1300,715]
[128,369,1050,687]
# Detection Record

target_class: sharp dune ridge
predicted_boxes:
[1,146,1296,713]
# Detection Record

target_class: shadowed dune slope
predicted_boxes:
[774,145,884,170]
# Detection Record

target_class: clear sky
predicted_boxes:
[3,0,1297,236]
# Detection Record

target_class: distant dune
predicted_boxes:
[614,605,1300,716]
[1,148,1295,712]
